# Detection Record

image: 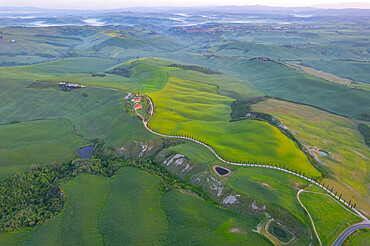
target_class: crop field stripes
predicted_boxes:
[137,93,369,222]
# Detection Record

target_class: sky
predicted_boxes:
[1,0,369,9]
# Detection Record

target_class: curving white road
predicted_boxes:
[137,94,368,222]
[134,93,369,245]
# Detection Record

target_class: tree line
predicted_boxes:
[166,64,222,75]
[0,141,213,232]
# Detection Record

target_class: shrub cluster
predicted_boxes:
[106,67,133,77]
[167,64,222,74]
[358,123,370,147]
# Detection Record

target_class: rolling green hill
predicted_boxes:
[211,41,369,61]
[303,60,370,84]
[0,119,89,179]
[253,99,370,215]
[0,79,154,147]
[0,167,270,245]
[233,59,370,118]
[145,60,320,176]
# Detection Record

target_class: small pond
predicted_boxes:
[319,150,329,156]
[215,166,230,176]
[78,145,94,159]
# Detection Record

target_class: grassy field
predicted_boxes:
[233,59,370,118]
[99,167,168,245]
[0,231,31,246]
[169,69,263,100]
[147,65,320,176]
[170,142,216,164]
[0,119,89,179]
[227,167,314,245]
[347,229,370,246]
[253,99,370,214]
[229,167,309,223]
[162,189,268,245]
[0,167,271,245]
[24,173,110,245]
[300,188,361,245]
[287,63,370,91]
[0,79,154,147]
[0,57,147,92]
[303,60,370,84]
[210,41,369,61]
[115,58,178,93]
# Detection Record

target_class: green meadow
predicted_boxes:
[254,99,370,214]
[0,119,88,179]
[232,59,370,118]
[162,189,267,245]
[211,41,368,61]
[146,64,320,177]
[300,188,361,245]
[99,167,168,245]
[0,167,270,245]
[229,167,309,224]
[24,173,110,246]
[347,230,370,246]
[228,167,362,245]
[170,142,216,164]
[117,59,176,92]
[0,58,146,92]
[303,60,370,84]
[0,79,153,147]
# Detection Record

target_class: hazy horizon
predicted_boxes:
[1,1,370,10]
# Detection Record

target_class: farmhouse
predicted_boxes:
[134,104,143,110]
[66,83,81,88]
[134,96,141,103]
[58,82,82,88]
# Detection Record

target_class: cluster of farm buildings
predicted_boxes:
[132,93,143,110]
[58,82,84,88]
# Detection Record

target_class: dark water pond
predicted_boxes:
[319,150,329,156]
[215,166,230,176]
[78,145,94,159]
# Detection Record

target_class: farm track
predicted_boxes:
[297,189,322,246]
[135,94,368,223]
